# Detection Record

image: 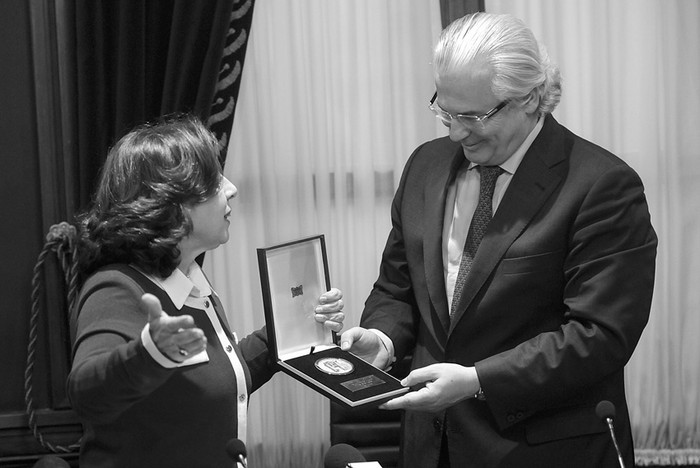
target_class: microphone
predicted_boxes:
[324,443,366,468]
[596,400,625,468]
[225,438,248,468]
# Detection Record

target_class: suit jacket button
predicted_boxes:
[506,414,515,423]
[433,419,442,431]
[516,411,523,419]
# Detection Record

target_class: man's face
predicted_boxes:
[435,67,537,166]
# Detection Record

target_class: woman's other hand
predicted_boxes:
[314,287,345,332]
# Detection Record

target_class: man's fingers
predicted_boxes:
[401,367,435,387]
[379,388,427,411]
[380,383,441,411]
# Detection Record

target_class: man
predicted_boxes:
[341,12,657,468]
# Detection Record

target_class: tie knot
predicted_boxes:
[479,166,503,180]
[480,165,503,184]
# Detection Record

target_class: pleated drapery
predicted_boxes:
[205,1,444,466]
[72,0,254,210]
[205,0,700,465]
[487,0,700,464]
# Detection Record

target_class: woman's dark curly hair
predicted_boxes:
[77,115,223,278]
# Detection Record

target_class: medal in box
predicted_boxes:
[257,235,408,408]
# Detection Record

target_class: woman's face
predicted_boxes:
[182,176,238,255]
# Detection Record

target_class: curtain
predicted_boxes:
[207,0,257,162]
[20,0,255,455]
[438,0,485,27]
[485,1,700,465]
[203,1,444,466]
[72,0,248,211]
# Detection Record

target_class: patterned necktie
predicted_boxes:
[450,165,504,318]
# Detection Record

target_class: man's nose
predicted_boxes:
[448,120,472,142]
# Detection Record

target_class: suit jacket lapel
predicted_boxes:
[424,144,465,335]
[448,115,569,332]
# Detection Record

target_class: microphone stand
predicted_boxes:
[603,416,625,468]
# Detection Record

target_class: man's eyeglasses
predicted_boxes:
[429,92,508,129]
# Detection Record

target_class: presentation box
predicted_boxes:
[257,235,408,408]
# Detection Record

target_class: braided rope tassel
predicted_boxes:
[24,222,81,453]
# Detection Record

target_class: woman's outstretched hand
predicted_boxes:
[142,293,207,362]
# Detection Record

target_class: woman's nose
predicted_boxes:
[222,177,238,199]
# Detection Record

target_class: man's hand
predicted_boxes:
[340,327,390,369]
[379,363,480,412]
[314,287,345,332]
[142,293,207,362]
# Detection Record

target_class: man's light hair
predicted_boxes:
[434,12,562,115]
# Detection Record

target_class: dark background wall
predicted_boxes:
[0,0,44,417]
[0,1,80,465]
[0,0,253,464]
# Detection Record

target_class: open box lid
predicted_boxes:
[257,235,334,361]
[257,234,410,407]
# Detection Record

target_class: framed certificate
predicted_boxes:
[257,235,409,408]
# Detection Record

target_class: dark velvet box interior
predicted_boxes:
[282,346,407,406]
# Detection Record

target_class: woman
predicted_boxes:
[67,116,344,467]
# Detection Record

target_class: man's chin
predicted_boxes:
[461,144,492,164]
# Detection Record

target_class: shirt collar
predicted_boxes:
[144,263,212,310]
[468,115,544,175]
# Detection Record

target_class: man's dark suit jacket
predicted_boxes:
[361,115,657,468]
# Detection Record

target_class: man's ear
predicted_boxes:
[521,87,541,114]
